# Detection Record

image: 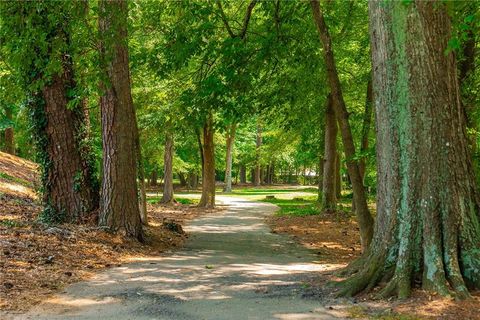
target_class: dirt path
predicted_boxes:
[14,196,345,320]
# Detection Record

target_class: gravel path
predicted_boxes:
[15,196,344,320]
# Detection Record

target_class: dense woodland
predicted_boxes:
[1,0,479,301]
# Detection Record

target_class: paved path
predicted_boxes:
[16,196,344,320]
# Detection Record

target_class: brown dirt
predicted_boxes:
[0,152,222,312]
[267,210,480,319]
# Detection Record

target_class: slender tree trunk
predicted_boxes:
[335,152,341,199]
[150,169,158,186]
[161,131,174,204]
[239,165,247,184]
[223,124,236,192]
[317,156,324,202]
[4,107,14,155]
[134,123,147,225]
[311,0,373,250]
[199,114,215,208]
[339,0,480,299]
[321,94,337,210]
[358,78,373,181]
[178,172,187,187]
[98,0,143,241]
[254,123,262,186]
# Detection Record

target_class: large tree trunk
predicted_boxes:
[40,62,99,223]
[98,0,143,241]
[358,78,373,181]
[311,0,373,251]
[4,107,14,155]
[254,123,262,186]
[199,114,215,208]
[321,94,337,210]
[339,0,480,299]
[335,152,341,199]
[223,124,236,193]
[161,131,174,204]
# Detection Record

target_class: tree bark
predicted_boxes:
[321,94,337,210]
[223,124,236,192]
[98,0,143,241]
[198,114,216,208]
[135,125,147,225]
[161,131,174,204]
[339,0,480,299]
[254,123,262,186]
[4,107,14,155]
[239,165,247,184]
[311,0,373,251]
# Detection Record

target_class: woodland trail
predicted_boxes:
[16,196,344,320]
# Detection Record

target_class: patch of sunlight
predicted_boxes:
[0,181,36,198]
[46,296,119,308]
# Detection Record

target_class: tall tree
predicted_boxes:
[161,130,175,204]
[1,2,99,223]
[98,0,143,241]
[311,0,374,251]
[223,123,237,192]
[254,123,262,186]
[339,0,480,299]
[321,94,337,210]
[198,113,216,208]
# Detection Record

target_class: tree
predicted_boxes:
[161,130,175,204]
[338,0,480,299]
[3,106,14,155]
[223,123,236,192]
[98,0,143,241]
[198,113,216,208]
[321,94,337,210]
[254,122,262,186]
[0,1,99,223]
[311,0,373,251]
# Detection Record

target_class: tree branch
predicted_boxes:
[238,0,258,39]
[215,0,236,38]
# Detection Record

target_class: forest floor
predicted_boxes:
[0,152,221,315]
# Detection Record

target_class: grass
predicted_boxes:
[0,172,32,187]
[262,195,321,216]
[147,196,198,205]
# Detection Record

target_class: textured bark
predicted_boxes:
[240,165,247,184]
[4,107,14,155]
[199,114,216,208]
[41,61,99,222]
[254,123,262,186]
[161,131,174,204]
[321,94,337,210]
[98,0,143,241]
[311,0,373,250]
[339,1,480,299]
[223,124,236,192]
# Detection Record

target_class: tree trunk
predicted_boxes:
[321,94,337,210]
[98,0,143,241]
[339,0,480,299]
[311,0,373,251]
[335,152,341,199]
[223,124,236,192]
[188,172,198,190]
[161,131,174,204]
[134,122,147,225]
[254,123,262,186]
[317,156,324,202]
[150,169,158,186]
[4,107,14,155]
[239,165,247,184]
[178,172,187,187]
[198,114,215,208]
[40,64,99,223]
